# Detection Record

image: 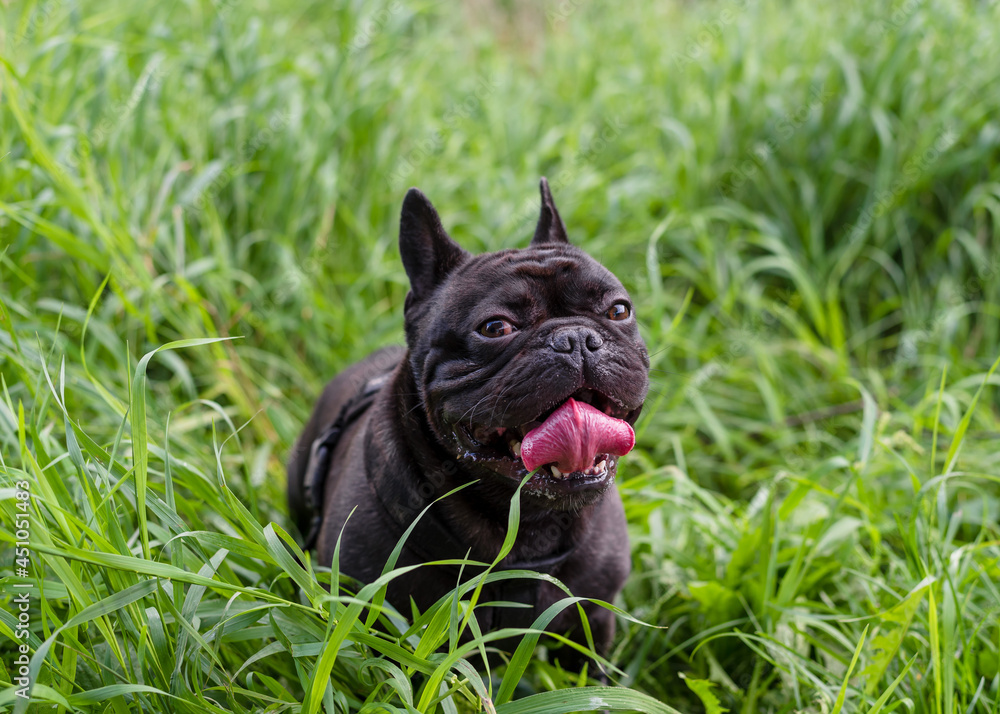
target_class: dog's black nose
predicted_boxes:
[550,326,603,354]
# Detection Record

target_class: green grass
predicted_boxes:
[1,0,1000,711]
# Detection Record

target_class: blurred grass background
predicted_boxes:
[1,0,1000,711]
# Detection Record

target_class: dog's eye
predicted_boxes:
[478,318,516,338]
[606,302,631,321]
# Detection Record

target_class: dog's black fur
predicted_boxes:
[287,179,649,667]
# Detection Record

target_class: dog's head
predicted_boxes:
[399,179,649,509]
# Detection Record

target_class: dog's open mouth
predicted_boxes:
[455,388,637,489]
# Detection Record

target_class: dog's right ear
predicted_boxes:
[399,188,469,302]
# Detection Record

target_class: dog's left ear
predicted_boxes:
[530,177,570,246]
[399,188,469,302]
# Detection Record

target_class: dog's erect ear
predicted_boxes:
[399,188,469,301]
[530,177,570,246]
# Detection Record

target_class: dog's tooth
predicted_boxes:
[608,458,615,468]
[512,441,522,457]
[597,459,607,472]
[551,466,562,479]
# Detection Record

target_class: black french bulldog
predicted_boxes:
[287,179,649,670]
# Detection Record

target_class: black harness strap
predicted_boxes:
[301,373,390,551]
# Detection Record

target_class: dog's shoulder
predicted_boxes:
[310,345,405,432]
[286,345,405,533]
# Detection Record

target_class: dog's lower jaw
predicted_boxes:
[417,408,625,515]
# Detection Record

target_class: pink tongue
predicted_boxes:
[521,398,635,474]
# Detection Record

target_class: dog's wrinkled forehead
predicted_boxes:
[442,244,624,323]
[470,244,617,286]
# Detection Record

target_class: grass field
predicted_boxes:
[2,0,1000,711]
